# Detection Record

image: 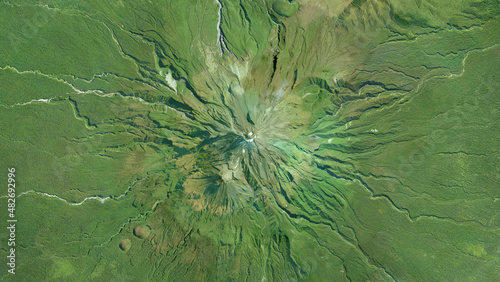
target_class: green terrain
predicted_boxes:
[0,0,499,281]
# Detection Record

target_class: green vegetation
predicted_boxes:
[0,0,498,281]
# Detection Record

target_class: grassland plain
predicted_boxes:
[0,0,498,281]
